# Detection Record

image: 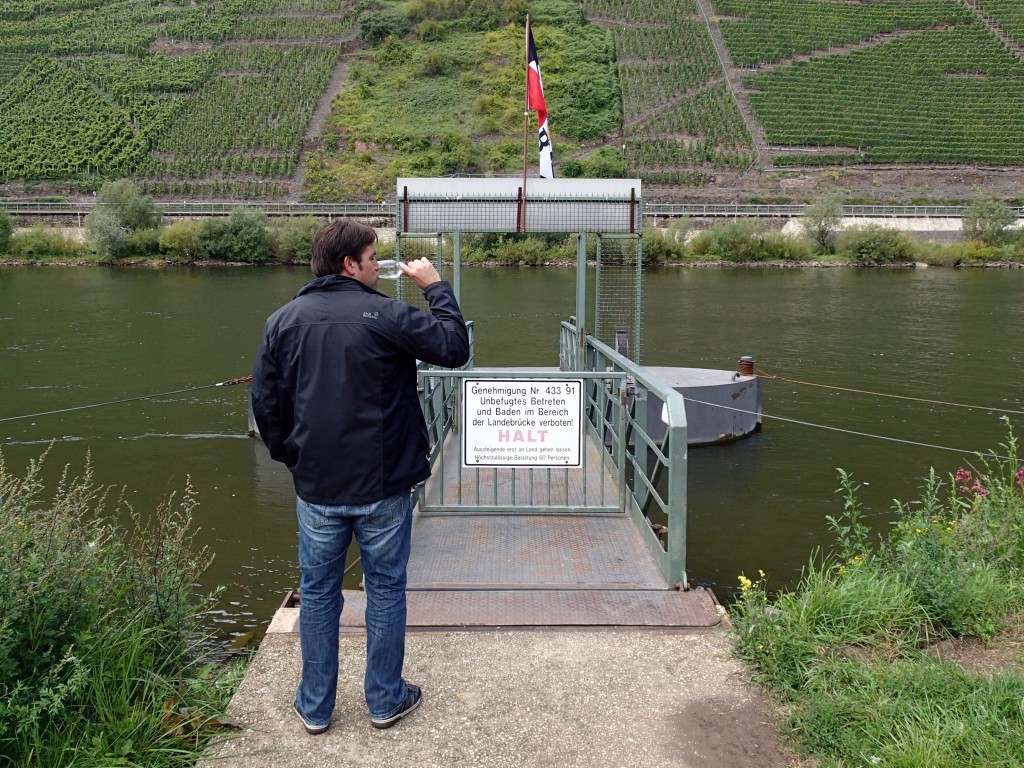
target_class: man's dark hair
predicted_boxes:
[311,220,378,277]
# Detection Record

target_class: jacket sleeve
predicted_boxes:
[250,323,293,463]
[389,281,470,368]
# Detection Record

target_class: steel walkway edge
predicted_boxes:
[267,588,722,633]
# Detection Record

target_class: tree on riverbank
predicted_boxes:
[85,180,162,260]
[801,192,843,253]
[0,210,11,253]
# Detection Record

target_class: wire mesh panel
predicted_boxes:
[594,235,643,363]
[395,233,443,312]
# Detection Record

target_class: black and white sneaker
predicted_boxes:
[293,702,330,735]
[370,684,422,729]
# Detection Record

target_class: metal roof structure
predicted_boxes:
[396,177,643,234]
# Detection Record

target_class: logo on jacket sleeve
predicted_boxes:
[362,311,379,319]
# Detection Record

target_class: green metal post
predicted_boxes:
[453,231,461,305]
[575,232,587,372]
[667,422,688,589]
[634,236,643,363]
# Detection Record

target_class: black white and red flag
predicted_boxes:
[527,24,554,178]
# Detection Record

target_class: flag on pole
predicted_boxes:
[527,25,554,179]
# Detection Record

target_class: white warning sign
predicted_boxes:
[462,378,583,467]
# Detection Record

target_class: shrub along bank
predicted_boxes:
[2,186,1022,266]
[0,451,244,767]
[730,425,1024,767]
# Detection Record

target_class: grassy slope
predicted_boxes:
[304,0,620,200]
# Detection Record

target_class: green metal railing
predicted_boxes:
[414,318,689,588]
[561,319,690,588]
[418,368,627,515]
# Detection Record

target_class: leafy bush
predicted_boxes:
[197,208,272,263]
[360,11,410,45]
[0,452,241,767]
[269,216,320,264]
[580,147,625,178]
[95,179,162,231]
[421,51,447,76]
[8,226,88,260]
[159,219,202,262]
[642,220,689,264]
[128,227,161,257]
[84,209,130,261]
[418,19,445,41]
[0,210,12,253]
[801,192,843,253]
[837,224,916,265]
[961,200,1017,246]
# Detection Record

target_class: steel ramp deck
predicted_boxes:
[334,588,721,630]
[407,512,667,590]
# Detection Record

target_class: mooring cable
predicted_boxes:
[754,366,1024,416]
[681,395,1016,461]
[0,376,252,424]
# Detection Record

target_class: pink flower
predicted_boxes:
[1015,466,1024,487]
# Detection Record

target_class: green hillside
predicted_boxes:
[2,0,1024,201]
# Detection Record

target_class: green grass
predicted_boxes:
[306,1,619,200]
[730,426,1024,766]
[0,451,245,766]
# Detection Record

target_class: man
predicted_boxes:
[250,220,469,734]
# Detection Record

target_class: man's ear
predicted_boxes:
[341,255,357,276]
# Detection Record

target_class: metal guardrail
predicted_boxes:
[561,320,690,589]
[413,317,688,587]
[419,321,474,470]
[4,200,1022,219]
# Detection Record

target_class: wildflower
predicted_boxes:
[1015,465,1024,487]
[955,467,974,496]
[758,569,765,579]
[915,528,924,534]
[738,574,753,592]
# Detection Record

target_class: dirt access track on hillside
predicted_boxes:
[643,164,1024,204]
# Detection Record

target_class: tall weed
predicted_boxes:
[0,451,241,767]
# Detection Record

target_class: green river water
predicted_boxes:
[1,265,1022,642]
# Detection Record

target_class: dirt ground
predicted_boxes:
[645,165,1024,205]
[5,166,1023,207]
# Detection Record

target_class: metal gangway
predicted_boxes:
[335,178,720,630]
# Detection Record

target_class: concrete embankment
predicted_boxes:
[201,624,795,768]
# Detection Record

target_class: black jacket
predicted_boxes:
[250,274,469,505]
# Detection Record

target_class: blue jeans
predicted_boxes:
[294,490,413,726]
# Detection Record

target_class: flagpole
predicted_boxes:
[521,14,530,233]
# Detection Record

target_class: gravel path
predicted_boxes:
[202,628,796,768]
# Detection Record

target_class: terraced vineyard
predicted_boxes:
[582,0,754,187]
[706,0,1024,168]
[0,0,353,198]
[713,0,971,67]
[976,0,1024,43]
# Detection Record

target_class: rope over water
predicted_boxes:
[755,367,1024,416]
[0,376,252,424]
[681,395,1016,461]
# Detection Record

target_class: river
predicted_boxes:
[1,265,1021,642]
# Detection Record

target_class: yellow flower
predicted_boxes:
[915,528,924,534]
[758,569,766,578]
[738,574,753,592]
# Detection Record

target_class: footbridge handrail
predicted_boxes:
[560,320,690,589]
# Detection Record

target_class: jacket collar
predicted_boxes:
[296,274,386,299]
